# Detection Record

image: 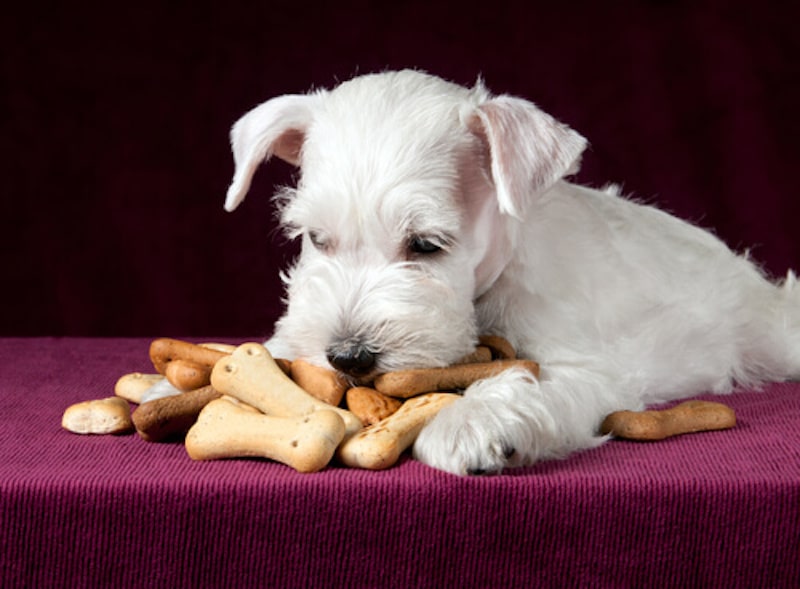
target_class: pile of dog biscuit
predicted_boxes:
[62,337,736,473]
[62,337,540,472]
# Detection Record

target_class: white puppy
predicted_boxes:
[224,69,800,475]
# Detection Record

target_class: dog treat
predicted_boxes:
[456,346,493,365]
[274,357,293,376]
[373,359,540,398]
[478,335,516,360]
[114,372,165,404]
[164,359,213,392]
[219,394,262,413]
[199,342,238,354]
[185,398,345,473]
[132,385,222,442]
[210,342,362,436]
[338,393,459,469]
[346,386,402,426]
[149,338,230,376]
[290,358,349,406]
[62,397,133,435]
[600,400,736,441]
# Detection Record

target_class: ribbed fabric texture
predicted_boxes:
[1,338,798,588]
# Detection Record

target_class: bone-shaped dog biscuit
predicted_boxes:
[115,372,165,404]
[600,400,736,440]
[373,359,540,398]
[337,392,459,469]
[210,343,362,436]
[185,398,345,473]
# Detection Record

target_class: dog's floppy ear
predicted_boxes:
[225,93,319,212]
[469,95,587,219]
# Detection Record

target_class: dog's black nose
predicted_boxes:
[326,343,377,376]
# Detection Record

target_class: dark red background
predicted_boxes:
[3,1,799,336]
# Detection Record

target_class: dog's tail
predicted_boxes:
[740,269,800,384]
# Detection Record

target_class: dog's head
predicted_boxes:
[225,70,585,378]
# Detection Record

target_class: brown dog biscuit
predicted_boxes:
[149,338,230,375]
[600,400,736,441]
[132,385,222,442]
[455,346,493,365]
[373,359,540,398]
[346,387,402,426]
[163,359,213,392]
[290,358,349,406]
[478,335,517,360]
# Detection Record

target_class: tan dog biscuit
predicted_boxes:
[210,343,362,436]
[373,359,540,398]
[346,387,402,426]
[290,358,349,406]
[62,397,133,435]
[185,398,345,473]
[132,385,222,442]
[338,392,459,469]
[600,400,736,441]
[115,373,165,404]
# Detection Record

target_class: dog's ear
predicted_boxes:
[225,94,319,212]
[469,96,587,219]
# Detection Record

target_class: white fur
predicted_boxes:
[225,70,800,475]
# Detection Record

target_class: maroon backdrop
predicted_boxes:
[2,1,799,336]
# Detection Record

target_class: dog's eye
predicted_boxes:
[307,230,329,252]
[408,235,443,255]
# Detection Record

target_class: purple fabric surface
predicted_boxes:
[2,1,800,336]
[1,338,798,588]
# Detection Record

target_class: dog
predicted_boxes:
[224,69,800,475]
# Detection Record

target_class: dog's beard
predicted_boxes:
[274,255,478,378]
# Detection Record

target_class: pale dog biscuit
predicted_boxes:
[346,387,402,426]
[373,359,540,398]
[210,342,362,436]
[62,397,133,435]
[185,398,345,473]
[337,392,459,469]
[115,372,165,404]
[600,400,736,440]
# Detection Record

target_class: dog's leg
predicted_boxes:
[412,365,629,475]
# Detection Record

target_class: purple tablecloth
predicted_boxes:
[1,338,798,587]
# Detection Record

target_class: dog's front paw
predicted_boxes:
[413,402,515,475]
[412,368,555,475]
